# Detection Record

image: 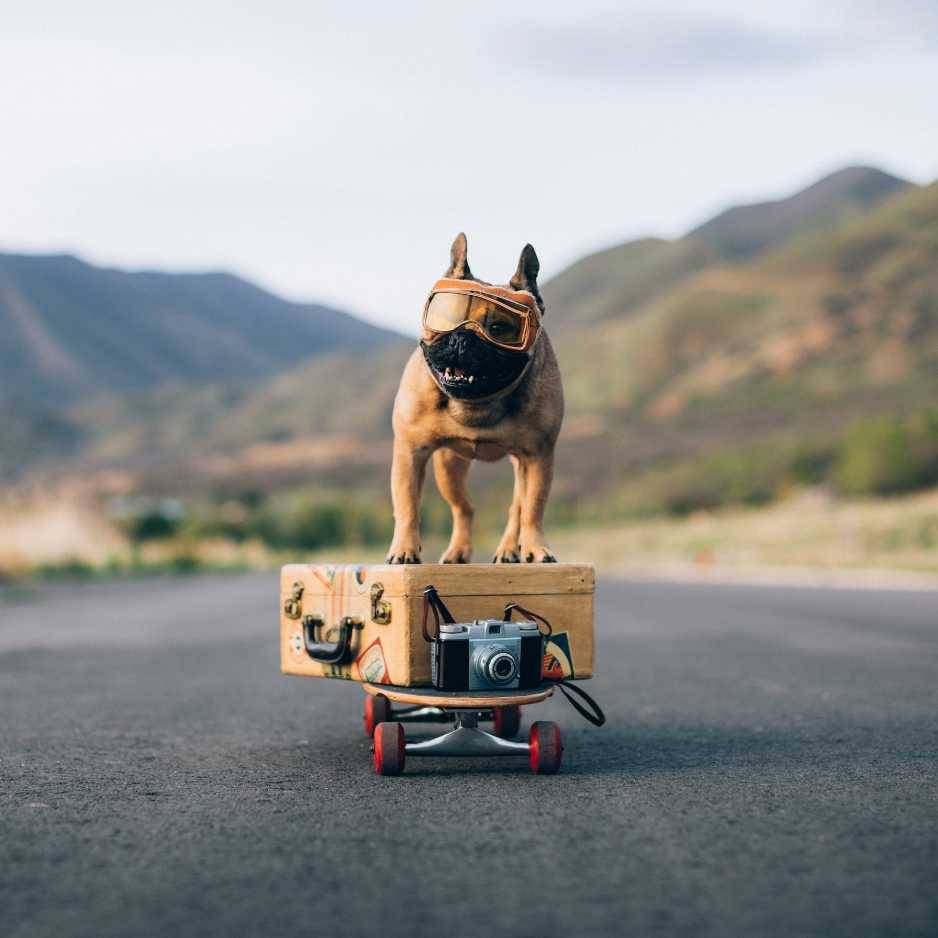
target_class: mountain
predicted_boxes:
[542,237,715,327]
[550,177,938,513]
[687,165,910,260]
[68,344,414,476]
[543,167,911,331]
[557,173,935,422]
[0,253,402,403]
[4,165,936,522]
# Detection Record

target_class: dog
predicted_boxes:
[386,232,563,564]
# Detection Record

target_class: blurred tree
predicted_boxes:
[835,417,919,495]
[127,511,180,542]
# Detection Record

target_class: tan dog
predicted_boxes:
[386,233,563,564]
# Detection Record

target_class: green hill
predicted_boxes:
[542,237,715,327]
[560,177,937,420]
[552,179,938,515]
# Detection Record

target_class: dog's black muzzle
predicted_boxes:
[421,329,529,400]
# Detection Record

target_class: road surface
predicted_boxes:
[1,573,936,937]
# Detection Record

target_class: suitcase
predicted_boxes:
[279,563,595,687]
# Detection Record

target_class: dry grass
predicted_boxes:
[2,488,937,587]
[549,487,938,586]
[0,494,127,575]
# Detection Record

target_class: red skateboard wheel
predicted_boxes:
[493,705,522,739]
[373,722,405,776]
[529,721,563,775]
[363,693,391,737]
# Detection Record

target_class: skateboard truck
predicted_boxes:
[403,710,529,758]
[364,684,563,775]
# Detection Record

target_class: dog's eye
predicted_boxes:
[483,308,523,344]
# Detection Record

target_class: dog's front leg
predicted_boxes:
[493,455,523,563]
[517,450,557,563]
[386,440,431,563]
[433,448,474,563]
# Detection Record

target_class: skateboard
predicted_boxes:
[362,682,563,776]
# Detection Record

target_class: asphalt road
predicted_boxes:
[1,572,936,938]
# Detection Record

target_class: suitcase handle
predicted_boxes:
[302,614,363,664]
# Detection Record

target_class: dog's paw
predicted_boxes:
[440,543,472,564]
[386,552,422,564]
[385,542,422,564]
[492,544,521,563]
[520,545,557,563]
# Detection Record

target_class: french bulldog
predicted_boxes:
[386,232,563,564]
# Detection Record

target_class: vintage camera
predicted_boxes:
[431,618,544,692]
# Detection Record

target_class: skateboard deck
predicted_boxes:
[362,682,555,709]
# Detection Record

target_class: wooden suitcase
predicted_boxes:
[279,563,595,687]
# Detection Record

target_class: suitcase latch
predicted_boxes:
[284,581,304,619]
[370,582,391,624]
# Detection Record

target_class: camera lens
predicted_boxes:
[483,649,517,685]
[493,656,514,678]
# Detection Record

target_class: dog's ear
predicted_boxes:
[510,244,545,312]
[510,243,539,291]
[444,232,473,280]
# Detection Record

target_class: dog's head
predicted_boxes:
[420,233,544,401]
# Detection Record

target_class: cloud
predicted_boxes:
[850,0,938,48]
[864,0,938,32]
[494,12,826,82]
[493,3,938,85]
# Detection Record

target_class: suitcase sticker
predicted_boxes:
[355,637,390,684]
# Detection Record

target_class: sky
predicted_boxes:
[2,0,937,334]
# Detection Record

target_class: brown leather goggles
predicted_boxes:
[422,278,541,352]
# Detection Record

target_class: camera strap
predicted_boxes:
[505,602,605,727]
[503,602,552,636]
[421,585,456,642]
[554,679,606,727]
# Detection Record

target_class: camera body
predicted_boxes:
[431,618,543,692]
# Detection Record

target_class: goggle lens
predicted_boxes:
[425,292,471,331]
[480,304,524,345]
[425,292,527,348]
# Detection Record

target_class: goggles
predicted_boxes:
[422,278,541,352]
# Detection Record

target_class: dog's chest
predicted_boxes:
[445,438,509,462]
